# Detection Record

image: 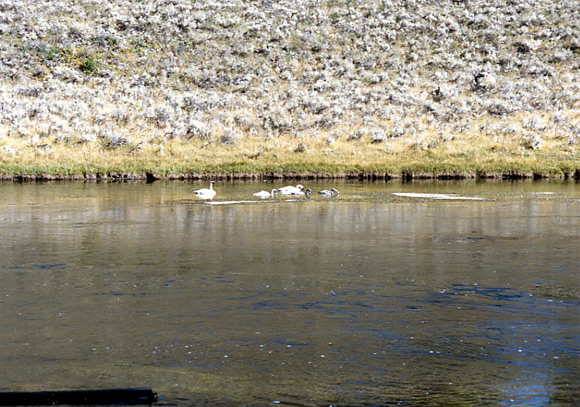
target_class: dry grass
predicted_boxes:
[1,116,578,178]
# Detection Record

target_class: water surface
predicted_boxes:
[0,180,579,406]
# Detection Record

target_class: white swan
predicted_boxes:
[276,184,304,195]
[253,189,278,198]
[194,181,216,200]
[318,188,339,197]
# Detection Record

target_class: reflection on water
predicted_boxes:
[0,180,579,406]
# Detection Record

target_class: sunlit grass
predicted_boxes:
[1,124,578,178]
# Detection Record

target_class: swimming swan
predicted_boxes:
[253,189,278,198]
[194,181,216,199]
[318,188,339,197]
[276,184,304,195]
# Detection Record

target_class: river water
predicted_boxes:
[0,180,579,406]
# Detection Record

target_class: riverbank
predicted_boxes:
[1,132,579,181]
[1,1,579,180]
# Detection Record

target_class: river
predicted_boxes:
[0,180,579,406]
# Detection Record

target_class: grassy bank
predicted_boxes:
[1,0,579,179]
[1,126,579,180]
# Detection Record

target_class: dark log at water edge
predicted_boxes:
[0,388,158,406]
[0,169,579,182]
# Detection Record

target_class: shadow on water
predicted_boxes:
[0,180,579,406]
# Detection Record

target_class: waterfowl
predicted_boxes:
[318,188,339,197]
[276,184,304,195]
[253,189,278,198]
[194,181,216,200]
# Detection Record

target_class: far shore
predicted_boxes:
[2,131,579,182]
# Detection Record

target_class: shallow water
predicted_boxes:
[0,180,579,406]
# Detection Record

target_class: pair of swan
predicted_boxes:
[274,184,313,197]
[254,184,306,198]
